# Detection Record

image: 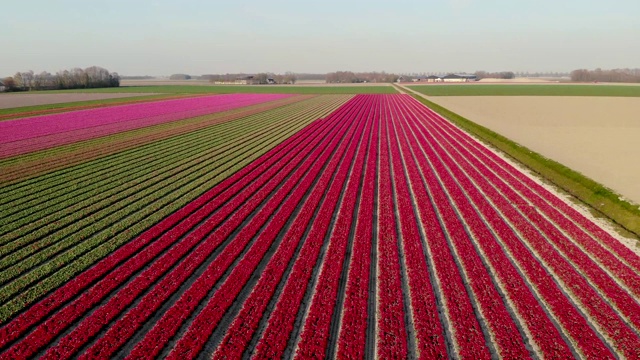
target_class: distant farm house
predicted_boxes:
[0,80,5,92]
[442,74,478,82]
[426,75,442,82]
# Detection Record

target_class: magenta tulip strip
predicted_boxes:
[1,94,639,359]
[0,93,291,158]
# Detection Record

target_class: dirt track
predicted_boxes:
[429,96,640,204]
[0,93,158,109]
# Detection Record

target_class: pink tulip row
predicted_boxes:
[0,96,337,358]
[0,93,290,158]
[400,95,638,358]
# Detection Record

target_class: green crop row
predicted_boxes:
[0,97,314,203]
[0,114,296,266]
[0,102,323,271]
[0,96,297,171]
[0,95,350,321]
[0,99,315,225]
[0,96,344,255]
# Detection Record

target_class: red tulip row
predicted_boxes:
[373,97,409,359]
[248,96,378,359]
[159,95,370,360]
[400,95,637,358]
[3,94,639,358]
[332,97,379,359]
[399,93,541,358]
[0,98,342,358]
[419,104,640,302]
[290,97,374,359]
[395,95,577,358]
[384,100,448,358]
[383,95,490,358]
[76,101,359,359]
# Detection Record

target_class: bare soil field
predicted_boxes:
[0,92,159,109]
[429,96,640,204]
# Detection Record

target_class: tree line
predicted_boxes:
[325,71,399,83]
[473,71,515,80]
[570,68,640,83]
[2,66,120,92]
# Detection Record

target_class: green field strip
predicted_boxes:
[408,84,640,97]
[0,108,327,318]
[0,96,323,206]
[0,99,322,216]
[0,99,342,263]
[0,121,301,285]
[0,95,302,172]
[410,95,640,239]
[0,114,294,259]
[42,85,399,95]
[0,96,351,320]
[0,97,344,243]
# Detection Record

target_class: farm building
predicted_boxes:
[426,75,443,82]
[442,74,478,82]
[0,80,5,92]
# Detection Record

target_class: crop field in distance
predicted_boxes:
[0,89,639,359]
[408,84,640,97]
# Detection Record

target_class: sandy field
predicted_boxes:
[428,96,640,204]
[0,92,159,109]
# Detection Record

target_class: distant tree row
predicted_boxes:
[474,71,515,80]
[2,66,120,92]
[325,71,399,83]
[570,68,640,83]
[169,74,191,80]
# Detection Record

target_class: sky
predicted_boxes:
[2,0,639,76]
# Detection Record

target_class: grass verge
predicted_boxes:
[411,95,640,239]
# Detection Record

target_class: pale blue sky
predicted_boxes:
[2,0,639,76]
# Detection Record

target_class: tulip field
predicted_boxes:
[1,93,639,359]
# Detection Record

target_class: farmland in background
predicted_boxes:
[400,82,640,238]
[46,84,399,95]
[0,84,397,120]
[408,84,640,97]
[1,93,638,359]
